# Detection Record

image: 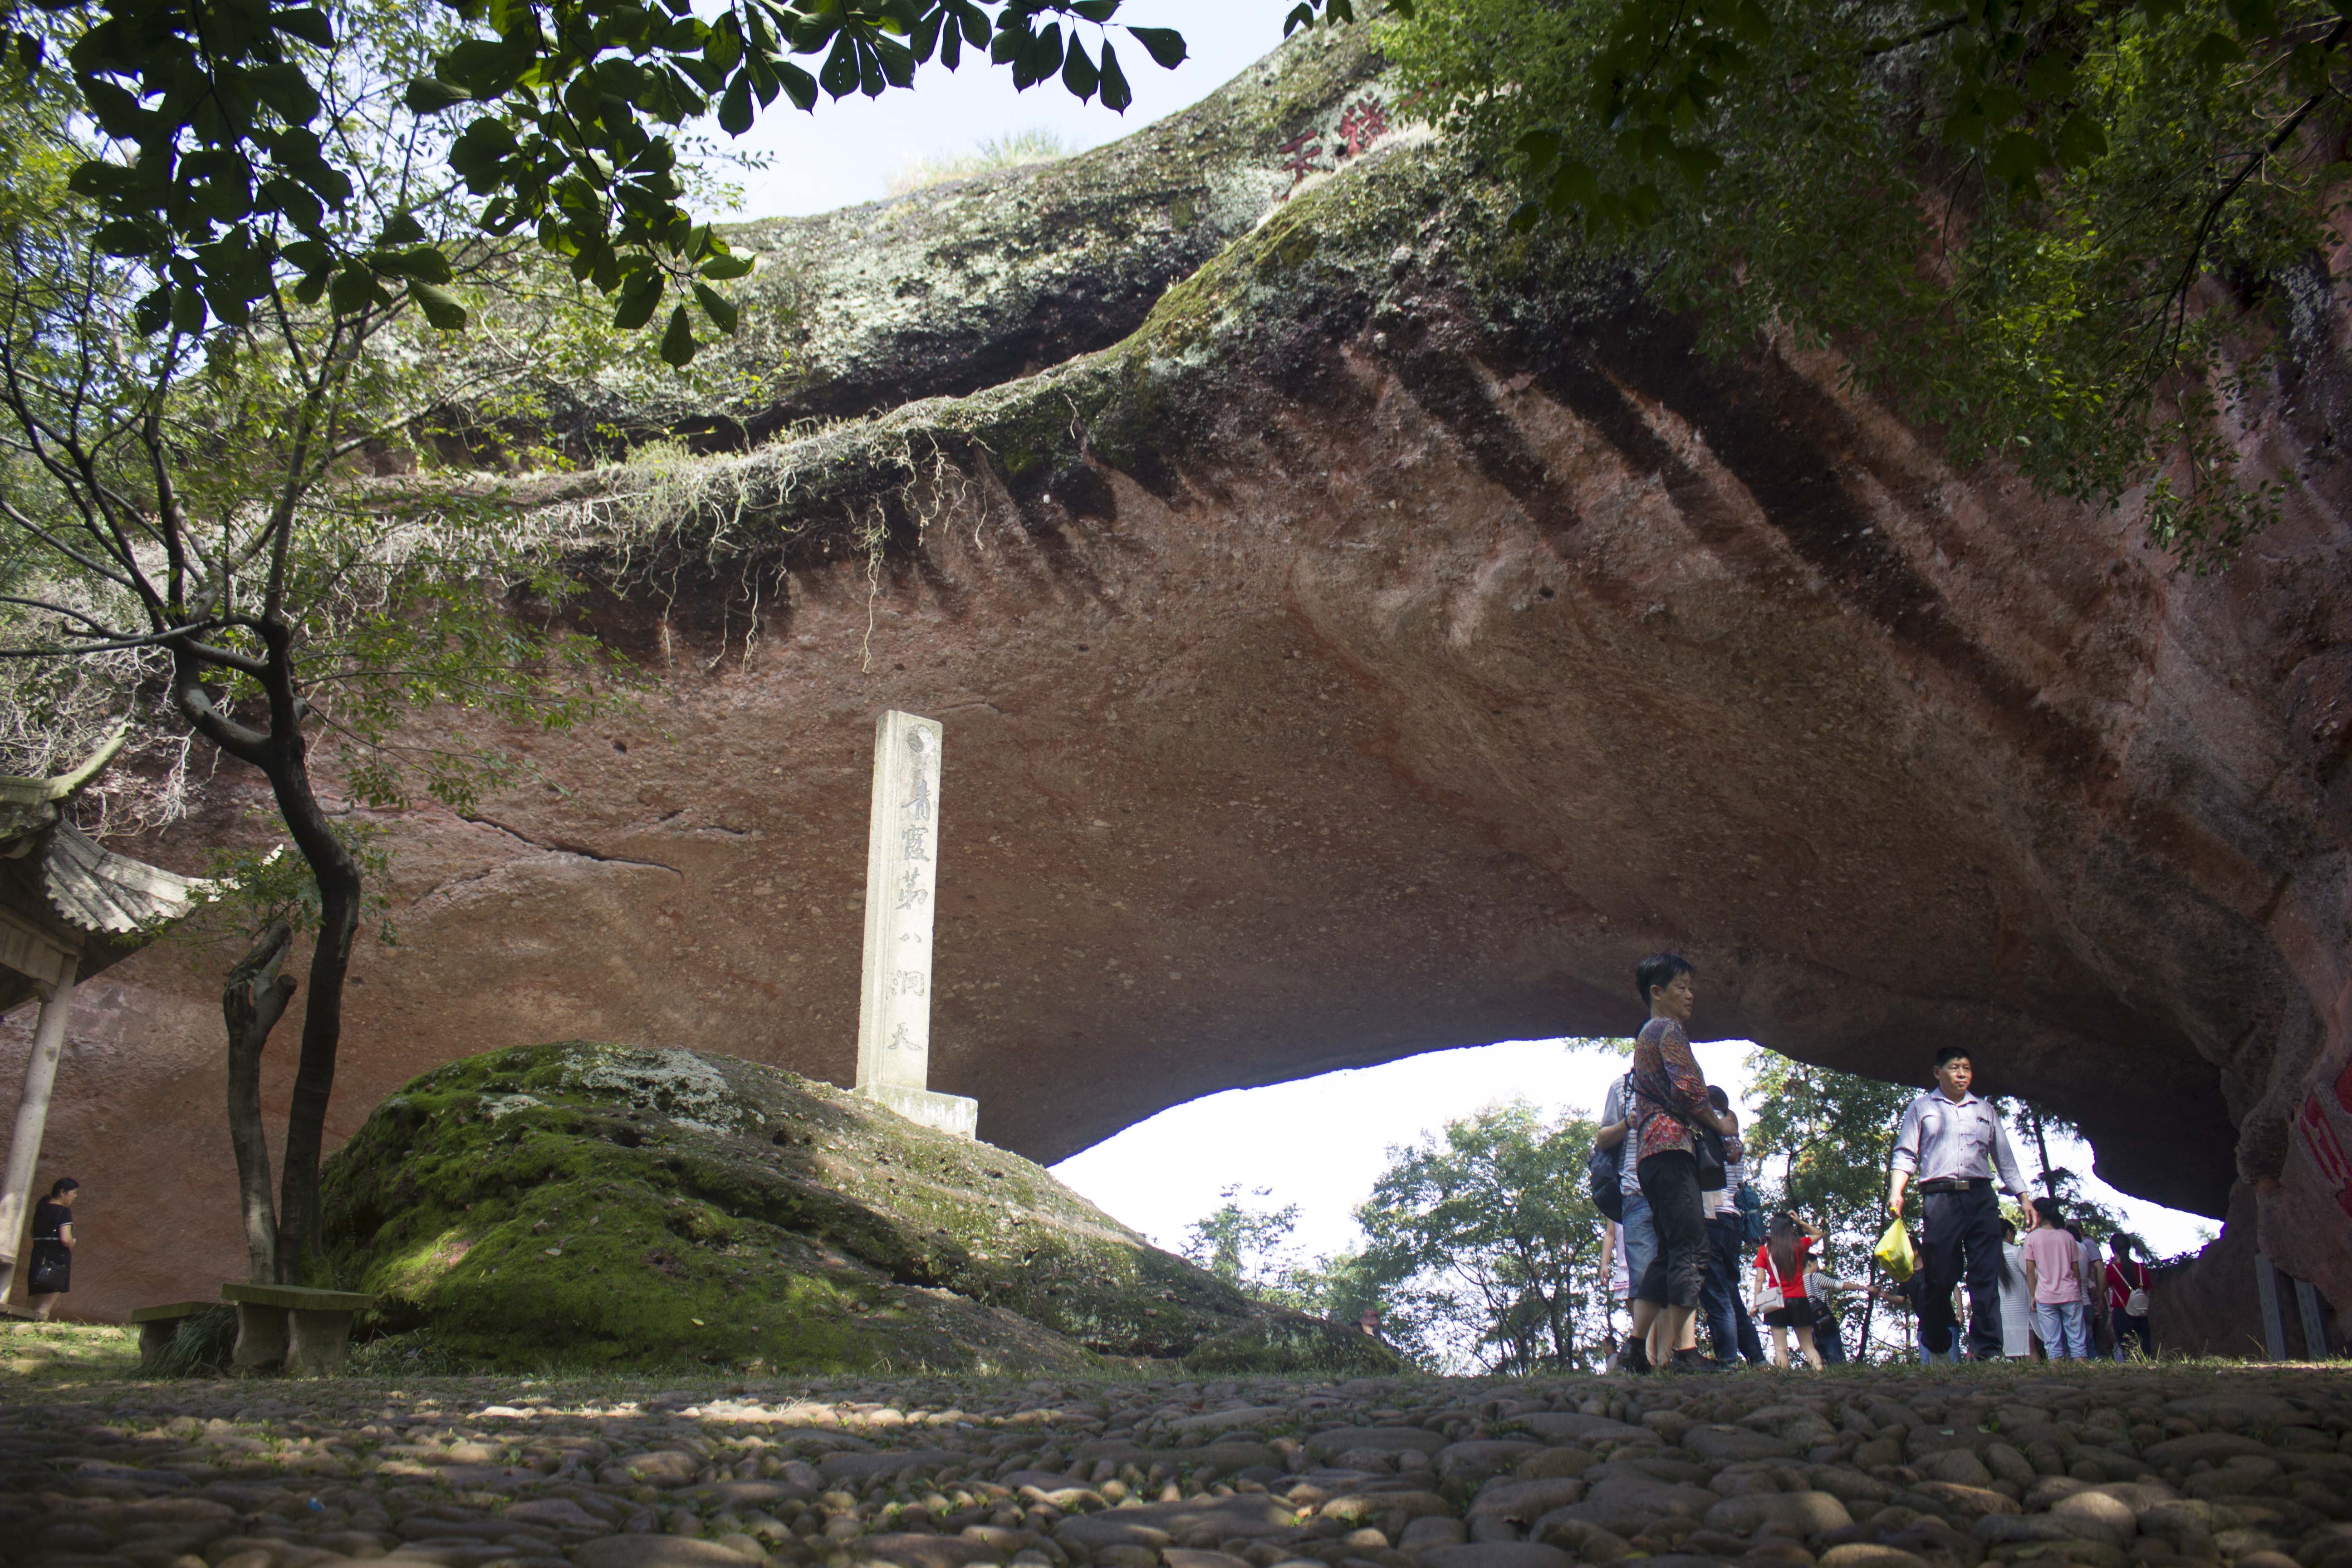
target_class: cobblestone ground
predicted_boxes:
[3,1348,2348,1568]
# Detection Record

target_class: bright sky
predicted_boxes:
[1049,1038,2221,1269]
[712,0,1301,219]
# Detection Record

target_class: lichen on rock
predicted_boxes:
[321,1042,1396,1375]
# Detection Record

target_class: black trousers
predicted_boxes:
[1635,1150,1708,1309]
[1921,1182,2006,1360]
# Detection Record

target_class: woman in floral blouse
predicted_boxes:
[1628,952,1739,1373]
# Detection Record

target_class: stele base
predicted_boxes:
[861,1083,979,1140]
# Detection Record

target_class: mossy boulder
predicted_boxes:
[321,1042,1367,1374]
[1182,1315,1405,1377]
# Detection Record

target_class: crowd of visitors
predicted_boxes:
[1593,952,2157,1372]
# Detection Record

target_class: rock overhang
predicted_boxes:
[15,21,2352,1335]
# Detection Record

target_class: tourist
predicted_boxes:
[2106,1235,2156,1360]
[1801,1262,1872,1365]
[1699,1085,1759,1368]
[2023,1196,2090,1358]
[1753,1212,1826,1369]
[2078,1228,2115,1357]
[1887,1045,2033,1362]
[1628,952,1738,1373]
[24,1176,77,1322]
[1597,1067,1659,1371]
[1999,1218,2035,1358]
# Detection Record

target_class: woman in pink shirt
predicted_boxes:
[2021,1197,2090,1358]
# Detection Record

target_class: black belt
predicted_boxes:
[1917,1177,1992,1193]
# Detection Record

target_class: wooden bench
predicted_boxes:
[127,1301,212,1371]
[219,1283,376,1377]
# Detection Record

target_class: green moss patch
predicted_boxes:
[322,1043,1338,1376]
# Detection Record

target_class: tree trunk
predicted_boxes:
[0,955,78,1302]
[2029,1105,2056,1195]
[222,922,295,1284]
[261,736,362,1286]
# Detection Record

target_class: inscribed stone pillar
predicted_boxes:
[854,710,978,1138]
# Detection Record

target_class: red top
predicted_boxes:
[1755,1235,1816,1298]
[2106,1258,2150,1314]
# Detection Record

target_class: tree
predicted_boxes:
[1180,1185,1379,1318]
[1,0,1371,357]
[1352,1101,1609,1372]
[1383,0,2349,567]
[0,0,611,1280]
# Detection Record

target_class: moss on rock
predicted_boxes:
[321,1042,1348,1374]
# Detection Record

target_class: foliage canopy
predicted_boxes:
[1384,0,2352,566]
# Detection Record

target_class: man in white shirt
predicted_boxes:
[1888,1044,2032,1362]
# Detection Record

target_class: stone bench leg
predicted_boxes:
[138,1318,182,1372]
[284,1308,355,1377]
[231,1303,288,1372]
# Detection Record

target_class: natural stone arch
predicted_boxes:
[7,24,2348,1345]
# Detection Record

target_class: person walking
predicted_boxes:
[1887,1045,2033,1362]
[1753,1212,1825,1368]
[2078,1228,2116,1357]
[1802,1261,1870,1364]
[24,1177,78,1321]
[1628,952,1737,1374]
[1999,1218,2035,1358]
[1699,1085,1759,1368]
[2022,1196,2091,1358]
[2106,1235,2156,1360]
[1597,1068,1660,1371]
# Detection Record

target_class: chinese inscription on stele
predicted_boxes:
[854,710,978,1139]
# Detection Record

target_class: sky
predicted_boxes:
[1049,1037,2221,1270]
[710,0,1303,220]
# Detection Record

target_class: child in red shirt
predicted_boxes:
[1752,1214,1824,1369]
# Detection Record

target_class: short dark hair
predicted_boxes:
[45,1177,77,1197]
[1934,1045,1973,1069]
[1636,951,1695,1004]
[1706,1085,1730,1112]
[2032,1196,2063,1225]
[2002,1219,2018,1241]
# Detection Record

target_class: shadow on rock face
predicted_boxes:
[321,1041,1401,1376]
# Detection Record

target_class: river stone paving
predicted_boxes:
[3,1366,2348,1568]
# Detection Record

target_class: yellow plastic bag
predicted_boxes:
[1874,1216,1918,1283]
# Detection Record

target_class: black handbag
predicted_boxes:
[27,1251,66,1293]
[1634,1062,1728,1192]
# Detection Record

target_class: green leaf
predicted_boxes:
[1062,36,1098,100]
[1546,158,1598,211]
[400,75,468,116]
[411,280,468,330]
[328,265,379,314]
[2191,29,2245,70]
[274,5,335,45]
[660,303,697,365]
[1516,126,1562,168]
[2052,111,2107,169]
[2023,52,2075,102]
[1282,0,1314,32]
[699,251,756,280]
[693,282,740,333]
[1098,39,1131,111]
[719,72,755,132]
[1126,25,1185,67]
[2226,0,2278,34]
[818,30,859,96]
[1987,129,2048,186]
[778,60,818,109]
[613,270,665,329]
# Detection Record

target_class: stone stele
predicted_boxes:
[854,710,975,1138]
